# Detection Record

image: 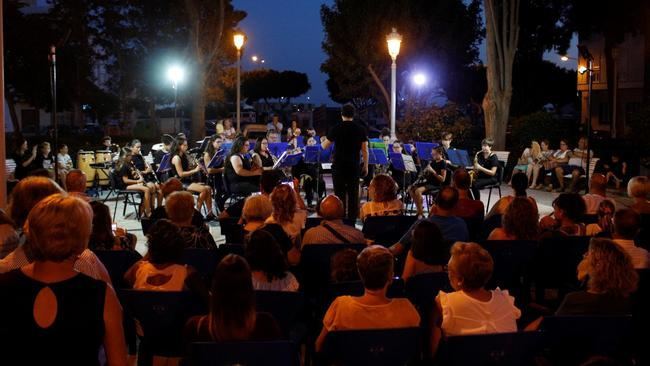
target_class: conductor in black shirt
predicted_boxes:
[321,104,369,220]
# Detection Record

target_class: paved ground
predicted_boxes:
[105,179,633,256]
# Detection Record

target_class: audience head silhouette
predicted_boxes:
[580,238,638,297]
[435,186,459,212]
[589,173,608,195]
[260,170,282,195]
[552,193,587,223]
[165,191,194,225]
[411,220,447,265]
[161,177,183,198]
[369,174,398,202]
[245,229,288,282]
[502,197,539,240]
[511,172,528,197]
[65,169,87,193]
[448,242,494,291]
[318,195,345,220]
[270,184,296,223]
[9,176,64,228]
[357,245,394,291]
[146,219,184,265]
[452,169,472,190]
[242,195,273,224]
[613,209,640,240]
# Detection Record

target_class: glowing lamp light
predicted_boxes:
[251,55,258,62]
[386,28,402,60]
[412,73,427,86]
[233,33,245,50]
[167,65,184,85]
[578,65,588,74]
[560,55,569,62]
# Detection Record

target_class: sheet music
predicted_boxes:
[403,155,418,173]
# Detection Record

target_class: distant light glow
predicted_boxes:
[386,28,402,60]
[234,33,245,50]
[251,55,258,62]
[412,73,427,86]
[578,65,588,74]
[560,55,569,62]
[167,65,185,85]
[261,59,266,64]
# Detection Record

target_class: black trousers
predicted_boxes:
[471,177,498,201]
[332,164,361,221]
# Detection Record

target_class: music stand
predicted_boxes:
[272,151,303,171]
[197,137,210,152]
[305,146,328,200]
[268,142,289,158]
[157,153,172,173]
[369,148,389,166]
[222,143,233,155]
[208,150,226,169]
[415,142,439,161]
[447,149,472,168]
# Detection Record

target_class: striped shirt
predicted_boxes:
[613,239,650,269]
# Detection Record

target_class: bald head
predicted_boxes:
[318,195,345,220]
[65,169,87,193]
[590,173,607,195]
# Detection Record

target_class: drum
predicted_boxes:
[77,151,96,188]
[95,150,112,186]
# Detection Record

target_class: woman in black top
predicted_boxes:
[0,194,127,365]
[171,136,215,220]
[117,148,156,217]
[11,137,37,180]
[130,139,162,207]
[471,138,499,201]
[224,136,262,195]
[204,134,227,211]
[251,136,276,170]
[409,147,448,217]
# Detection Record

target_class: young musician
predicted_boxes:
[130,139,163,207]
[409,147,448,217]
[251,136,276,170]
[286,120,301,142]
[11,137,38,180]
[224,136,262,195]
[56,144,73,187]
[471,138,499,200]
[389,140,413,191]
[34,142,56,178]
[204,134,226,211]
[171,136,215,219]
[440,131,456,168]
[301,136,326,208]
[117,148,155,217]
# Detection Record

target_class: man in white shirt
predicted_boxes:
[612,209,650,269]
[556,136,593,193]
[582,173,616,214]
[266,114,283,134]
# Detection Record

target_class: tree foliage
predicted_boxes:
[241,69,311,109]
[398,103,474,145]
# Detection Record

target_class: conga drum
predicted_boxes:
[95,150,112,186]
[76,151,96,188]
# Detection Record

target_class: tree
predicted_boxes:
[482,0,520,150]
[241,69,311,111]
[320,0,483,120]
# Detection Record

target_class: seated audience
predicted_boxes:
[0,194,127,365]
[554,136,593,193]
[585,200,616,237]
[242,195,273,234]
[166,191,216,249]
[392,186,469,256]
[125,220,205,295]
[511,140,542,185]
[88,201,136,251]
[150,178,204,228]
[432,242,520,352]
[598,152,628,189]
[184,254,282,342]
[582,173,615,215]
[486,172,538,218]
[435,168,484,221]
[540,193,587,237]
[611,209,650,269]
[303,195,366,245]
[245,229,299,292]
[315,245,421,352]
[330,248,360,283]
[627,176,650,214]
[555,238,638,315]
[544,139,571,192]
[402,221,447,281]
[529,139,554,189]
[0,210,18,260]
[488,197,539,241]
[0,177,111,283]
[265,184,307,245]
[65,169,89,198]
[360,174,404,221]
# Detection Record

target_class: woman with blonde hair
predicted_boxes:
[556,238,638,315]
[360,174,404,221]
[511,140,542,185]
[265,184,307,243]
[242,195,273,233]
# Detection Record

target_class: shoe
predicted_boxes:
[204,213,217,222]
[535,184,544,190]
[553,187,564,193]
[546,185,553,192]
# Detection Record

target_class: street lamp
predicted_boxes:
[167,65,185,133]
[251,55,258,62]
[386,28,402,140]
[234,32,245,132]
[412,72,427,87]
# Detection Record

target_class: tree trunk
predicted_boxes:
[191,69,206,139]
[482,0,519,150]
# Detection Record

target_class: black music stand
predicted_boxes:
[415,142,439,162]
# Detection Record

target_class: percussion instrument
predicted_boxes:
[95,150,112,185]
[76,151,96,188]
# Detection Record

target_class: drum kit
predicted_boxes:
[77,150,116,188]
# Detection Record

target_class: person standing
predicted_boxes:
[321,104,368,221]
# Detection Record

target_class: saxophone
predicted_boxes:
[469,151,481,185]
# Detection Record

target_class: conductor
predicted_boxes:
[321,103,369,220]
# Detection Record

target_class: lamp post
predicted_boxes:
[167,65,184,134]
[49,45,59,185]
[386,28,402,140]
[234,33,245,132]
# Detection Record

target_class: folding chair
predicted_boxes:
[106,170,144,221]
[404,272,451,318]
[481,240,537,304]
[481,160,505,214]
[322,327,421,366]
[299,244,367,296]
[442,331,543,366]
[92,249,142,289]
[219,243,245,257]
[140,217,157,236]
[304,217,356,231]
[362,215,418,246]
[255,291,305,339]
[189,341,300,366]
[182,248,222,281]
[533,236,590,302]
[222,174,248,209]
[218,217,245,244]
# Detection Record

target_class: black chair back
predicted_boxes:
[479,214,503,242]
[534,236,590,297]
[119,290,204,358]
[581,213,599,224]
[323,327,420,366]
[140,217,157,235]
[93,249,142,289]
[182,248,221,281]
[442,331,543,366]
[190,341,299,366]
[218,218,245,244]
[219,243,245,257]
[481,240,537,303]
[463,215,484,241]
[255,291,304,338]
[362,215,418,246]
[541,315,634,365]
[404,272,451,319]
[299,244,367,295]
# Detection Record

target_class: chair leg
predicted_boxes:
[486,188,493,214]
[113,194,120,221]
[497,186,502,199]
[122,195,128,216]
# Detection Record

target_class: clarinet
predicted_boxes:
[129,161,145,186]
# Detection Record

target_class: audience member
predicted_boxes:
[245,229,299,292]
[555,238,638,315]
[303,195,365,245]
[330,248,360,283]
[242,195,273,233]
[265,184,307,244]
[65,169,88,197]
[582,173,615,215]
[554,136,593,193]
[150,178,204,228]
[33,141,56,178]
[529,139,554,189]
[315,245,420,352]
[611,209,650,269]
[0,194,127,365]
[266,114,284,134]
[56,144,73,188]
[89,201,136,251]
[488,197,540,241]
[432,242,520,353]
[586,200,616,236]
[402,221,447,281]
[392,186,469,256]
[11,136,37,180]
[220,118,236,142]
[183,254,282,343]
[544,139,571,192]
[540,193,587,237]
[437,168,484,221]
[486,172,538,218]
[219,170,282,220]
[166,191,216,249]
[627,176,650,214]
[360,174,404,221]
[511,140,542,184]
[125,220,206,296]
[599,152,628,189]
[0,210,18,260]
